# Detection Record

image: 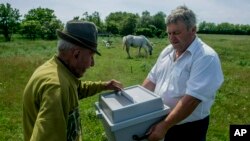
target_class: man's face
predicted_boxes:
[167,21,196,51]
[71,47,95,78]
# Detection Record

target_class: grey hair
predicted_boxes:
[166,5,196,30]
[57,39,77,52]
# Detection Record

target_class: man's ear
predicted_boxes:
[192,26,197,33]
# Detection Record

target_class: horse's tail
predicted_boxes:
[122,36,127,50]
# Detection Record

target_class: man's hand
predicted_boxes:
[104,79,123,91]
[147,120,168,141]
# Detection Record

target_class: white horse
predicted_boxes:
[122,35,153,58]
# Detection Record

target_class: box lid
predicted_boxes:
[99,85,164,123]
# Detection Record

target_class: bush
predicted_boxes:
[135,28,153,37]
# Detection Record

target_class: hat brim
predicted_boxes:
[57,30,101,56]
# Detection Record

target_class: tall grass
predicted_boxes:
[0,34,249,141]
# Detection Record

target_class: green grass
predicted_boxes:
[0,34,249,141]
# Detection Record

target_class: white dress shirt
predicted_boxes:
[147,37,224,124]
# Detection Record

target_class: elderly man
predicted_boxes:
[142,6,224,141]
[23,20,122,141]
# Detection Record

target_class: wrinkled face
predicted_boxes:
[167,21,196,51]
[70,47,95,78]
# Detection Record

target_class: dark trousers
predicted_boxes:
[164,116,209,141]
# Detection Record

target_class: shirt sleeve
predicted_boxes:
[147,64,158,84]
[147,49,164,83]
[186,55,224,101]
[78,81,106,99]
[31,84,67,141]
[147,46,173,84]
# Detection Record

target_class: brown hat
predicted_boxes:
[57,20,101,56]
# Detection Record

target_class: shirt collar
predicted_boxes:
[53,55,79,83]
[170,36,198,61]
[186,36,199,55]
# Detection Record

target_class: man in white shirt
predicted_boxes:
[142,5,224,141]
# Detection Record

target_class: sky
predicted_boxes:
[2,0,250,25]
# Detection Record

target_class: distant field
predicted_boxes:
[0,34,249,141]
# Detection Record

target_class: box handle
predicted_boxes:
[120,89,136,103]
[95,110,102,118]
[94,102,102,118]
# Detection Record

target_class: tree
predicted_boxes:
[135,28,153,37]
[80,11,105,33]
[105,12,125,34]
[0,3,21,41]
[105,12,138,35]
[136,11,156,37]
[198,21,217,34]
[41,18,63,40]
[106,21,119,34]
[21,7,63,40]
[217,22,234,34]
[152,12,166,37]
[138,11,152,28]
[197,21,250,35]
[152,12,166,30]
[120,14,138,35]
[20,20,41,40]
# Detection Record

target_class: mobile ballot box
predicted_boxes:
[95,85,170,141]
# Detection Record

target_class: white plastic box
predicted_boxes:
[95,85,170,141]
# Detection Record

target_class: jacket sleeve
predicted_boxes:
[78,81,107,99]
[30,84,68,141]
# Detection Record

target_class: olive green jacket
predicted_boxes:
[23,56,106,141]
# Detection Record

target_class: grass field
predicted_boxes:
[0,34,249,141]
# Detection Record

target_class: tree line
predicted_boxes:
[1,3,250,42]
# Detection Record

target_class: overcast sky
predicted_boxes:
[2,0,250,25]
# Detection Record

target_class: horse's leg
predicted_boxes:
[126,45,132,58]
[144,46,148,57]
[138,46,142,57]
